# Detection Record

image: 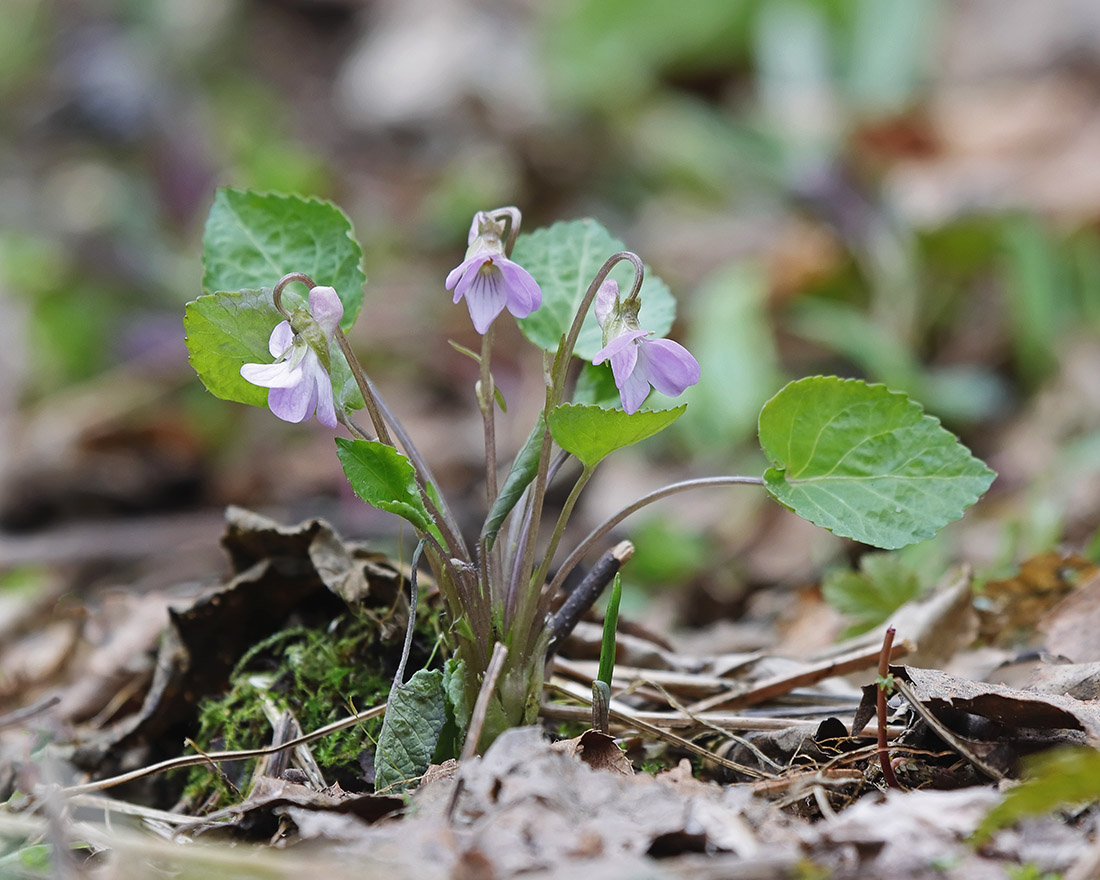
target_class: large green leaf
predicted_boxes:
[335,438,440,542]
[185,289,282,407]
[202,188,365,328]
[549,403,685,468]
[759,377,995,550]
[374,668,448,793]
[184,288,363,413]
[514,219,674,360]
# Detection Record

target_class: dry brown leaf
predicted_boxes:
[1038,571,1100,663]
[900,665,1100,743]
[550,730,633,776]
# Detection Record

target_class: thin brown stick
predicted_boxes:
[876,627,902,790]
[461,642,508,761]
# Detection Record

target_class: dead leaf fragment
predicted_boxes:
[550,730,633,776]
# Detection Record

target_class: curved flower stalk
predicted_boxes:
[241,285,344,427]
[446,210,542,334]
[592,279,700,414]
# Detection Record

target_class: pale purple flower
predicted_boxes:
[592,280,700,414]
[240,286,343,428]
[446,212,541,334]
[446,250,541,335]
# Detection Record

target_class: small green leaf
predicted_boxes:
[759,377,995,549]
[374,668,448,793]
[335,438,440,542]
[549,403,685,468]
[184,289,282,407]
[597,573,622,687]
[482,414,546,549]
[202,188,365,328]
[514,219,674,359]
[972,746,1100,846]
[433,657,469,761]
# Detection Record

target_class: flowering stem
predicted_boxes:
[510,250,646,655]
[514,253,645,629]
[531,464,595,598]
[553,252,643,392]
[491,206,521,256]
[356,387,469,563]
[333,329,393,448]
[546,475,765,598]
[478,327,499,508]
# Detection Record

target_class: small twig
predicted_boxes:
[461,642,509,762]
[0,695,60,731]
[545,541,634,657]
[876,627,902,790]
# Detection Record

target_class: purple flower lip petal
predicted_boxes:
[593,328,700,415]
[446,249,542,335]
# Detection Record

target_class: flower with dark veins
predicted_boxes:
[446,211,541,334]
[240,285,344,428]
[592,279,700,414]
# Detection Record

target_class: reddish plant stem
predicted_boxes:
[877,626,902,790]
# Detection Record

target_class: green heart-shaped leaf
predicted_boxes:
[759,376,995,549]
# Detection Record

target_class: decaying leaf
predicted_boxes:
[550,729,634,776]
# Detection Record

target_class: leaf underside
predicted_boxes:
[373,668,448,793]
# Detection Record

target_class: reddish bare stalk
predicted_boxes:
[877,626,902,790]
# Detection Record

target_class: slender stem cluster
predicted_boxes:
[272,216,764,746]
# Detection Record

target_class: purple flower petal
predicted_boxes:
[499,261,542,317]
[240,360,300,389]
[312,361,339,427]
[592,329,648,366]
[446,248,542,334]
[267,321,294,358]
[617,364,651,414]
[636,338,701,398]
[462,263,509,334]
[308,286,344,336]
[268,359,319,423]
[594,279,619,330]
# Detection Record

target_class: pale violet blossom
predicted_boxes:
[592,280,700,414]
[446,212,541,334]
[240,285,343,428]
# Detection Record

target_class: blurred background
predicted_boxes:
[3,0,1100,663]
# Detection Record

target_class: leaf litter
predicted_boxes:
[3,510,1100,879]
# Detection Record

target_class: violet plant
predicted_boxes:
[185,189,995,788]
